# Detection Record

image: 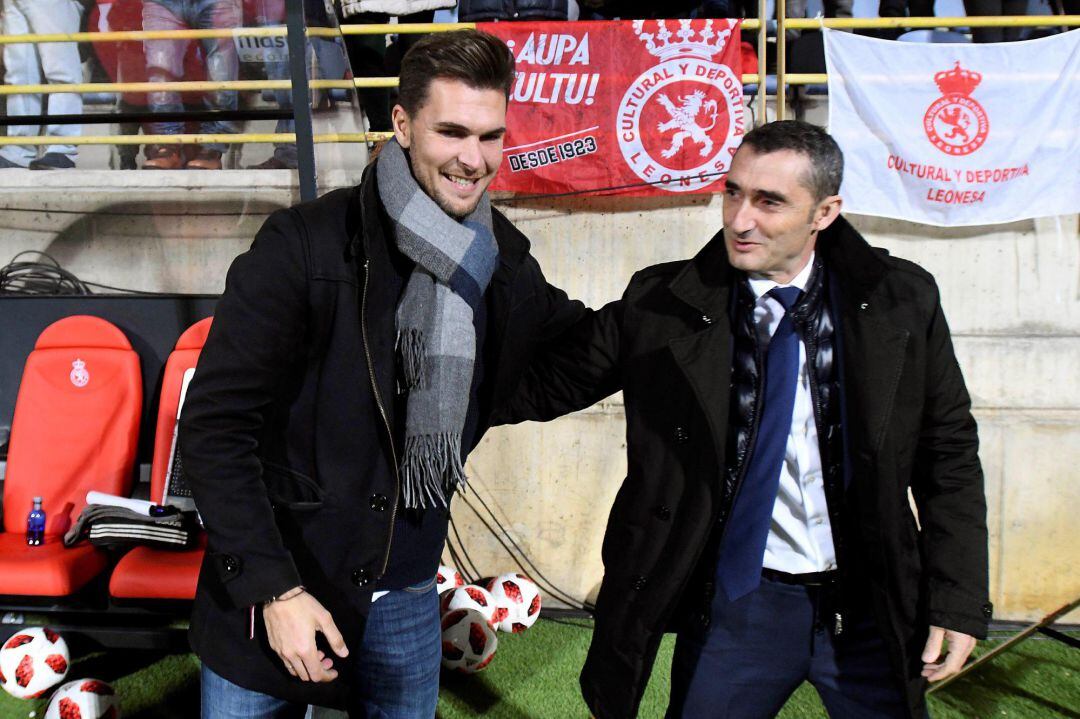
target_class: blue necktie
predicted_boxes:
[717,286,803,601]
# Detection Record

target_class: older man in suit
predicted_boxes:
[503,120,991,719]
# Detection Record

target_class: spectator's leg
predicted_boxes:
[906,0,934,16]
[246,0,294,167]
[1,0,41,167]
[386,11,433,72]
[825,0,853,18]
[963,0,1005,42]
[23,0,84,163]
[785,0,808,44]
[117,99,141,169]
[314,36,350,88]
[694,0,739,17]
[872,0,907,39]
[262,46,298,168]
[142,0,189,164]
[1001,0,1027,40]
[117,37,146,168]
[195,0,242,158]
[340,12,391,132]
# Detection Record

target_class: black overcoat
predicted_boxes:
[503,217,991,719]
[178,167,584,708]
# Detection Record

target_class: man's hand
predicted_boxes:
[921,625,976,682]
[263,589,349,682]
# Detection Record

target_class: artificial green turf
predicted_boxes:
[0,621,1076,718]
[437,620,1080,718]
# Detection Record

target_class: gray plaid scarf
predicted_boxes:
[376,138,499,508]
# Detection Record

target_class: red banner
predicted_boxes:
[480,20,745,197]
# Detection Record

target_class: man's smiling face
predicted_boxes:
[391,78,507,219]
[722,146,841,284]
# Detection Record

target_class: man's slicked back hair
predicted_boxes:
[397,29,516,115]
[740,120,844,202]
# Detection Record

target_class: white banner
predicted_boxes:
[824,29,1080,226]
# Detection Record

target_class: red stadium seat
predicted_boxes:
[0,316,142,596]
[109,317,212,601]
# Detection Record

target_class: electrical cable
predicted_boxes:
[444,535,470,583]
[0,251,90,295]
[0,251,179,296]
[447,513,483,583]
[449,488,593,612]
[455,492,593,613]
[459,491,592,610]
[446,534,475,584]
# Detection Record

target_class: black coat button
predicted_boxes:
[674,426,689,444]
[632,575,648,590]
[369,494,389,512]
[222,555,239,573]
[982,602,994,618]
[351,568,370,587]
[654,505,671,520]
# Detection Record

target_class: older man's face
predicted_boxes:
[392,78,507,219]
[722,146,840,284]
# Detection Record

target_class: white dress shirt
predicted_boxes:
[746,254,838,575]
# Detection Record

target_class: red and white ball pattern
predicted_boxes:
[0,626,70,699]
[485,573,542,633]
[44,679,119,719]
[440,608,497,673]
[439,584,497,628]
[435,565,465,596]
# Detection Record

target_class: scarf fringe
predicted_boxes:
[396,328,426,389]
[400,432,468,509]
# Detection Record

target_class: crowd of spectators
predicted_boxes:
[0,0,1070,170]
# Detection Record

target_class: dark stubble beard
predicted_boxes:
[407,150,480,221]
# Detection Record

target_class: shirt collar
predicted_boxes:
[747,252,815,300]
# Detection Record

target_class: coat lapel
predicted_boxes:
[667,234,735,467]
[669,327,733,466]
[824,219,910,454]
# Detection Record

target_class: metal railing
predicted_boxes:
[0,7,1075,187]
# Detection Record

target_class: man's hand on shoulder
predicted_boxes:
[262,587,350,682]
[921,625,976,682]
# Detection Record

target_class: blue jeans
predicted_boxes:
[263,36,348,166]
[143,0,241,152]
[202,579,441,719]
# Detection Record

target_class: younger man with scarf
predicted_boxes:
[178,30,584,718]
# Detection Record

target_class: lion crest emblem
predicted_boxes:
[656,91,720,159]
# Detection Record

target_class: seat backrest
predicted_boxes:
[4,315,142,536]
[149,317,213,503]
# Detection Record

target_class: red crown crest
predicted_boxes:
[934,62,981,96]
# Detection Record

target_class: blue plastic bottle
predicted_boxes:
[26,496,45,546]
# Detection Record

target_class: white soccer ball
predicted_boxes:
[486,573,542,633]
[44,678,120,719]
[440,608,497,673]
[0,626,70,699]
[435,565,464,595]
[439,584,497,627]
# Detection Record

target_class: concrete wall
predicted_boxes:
[0,166,1075,623]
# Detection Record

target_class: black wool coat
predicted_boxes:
[502,216,991,719]
[178,167,584,708]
